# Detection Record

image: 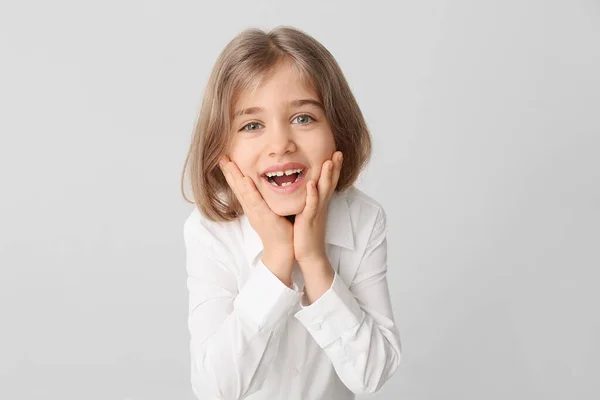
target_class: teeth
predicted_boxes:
[284,168,302,176]
[265,168,303,177]
[265,170,303,187]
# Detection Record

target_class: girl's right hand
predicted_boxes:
[219,156,295,285]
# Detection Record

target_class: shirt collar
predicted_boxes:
[239,190,355,268]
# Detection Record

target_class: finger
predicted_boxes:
[219,157,233,188]
[219,157,277,219]
[303,180,320,219]
[330,151,343,195]
[317,159,334,204]
[241,176,272,216]
[222,156,245,186]
[220,156,248,203]
[219,157,239,196]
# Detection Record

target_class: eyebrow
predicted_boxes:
[233,99,324,119]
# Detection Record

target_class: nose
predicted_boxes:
[267,125,296,157]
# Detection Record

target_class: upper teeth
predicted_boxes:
[265,168,303,177]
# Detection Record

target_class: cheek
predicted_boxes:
[313,140,336,164]
[228,153,258,180]
[301,130,334,154]
[316,130,336,155]
[325,134,336,154]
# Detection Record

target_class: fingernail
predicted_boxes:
[329,162,333,171]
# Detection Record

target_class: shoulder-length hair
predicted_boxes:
[181,26,372,222]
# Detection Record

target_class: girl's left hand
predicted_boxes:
[293,151,343,266]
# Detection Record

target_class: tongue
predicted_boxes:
[273,174,297,186]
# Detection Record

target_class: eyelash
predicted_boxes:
[239,114,316,132]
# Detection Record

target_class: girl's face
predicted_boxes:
[228,60,336,217]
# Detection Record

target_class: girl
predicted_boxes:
[181,26,401,400]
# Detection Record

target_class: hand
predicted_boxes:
[293,151,343,266]
[219,156,295,283]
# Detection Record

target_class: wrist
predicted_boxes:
[261,248,294,287]
[298,257,335,305]
[296,253,328,269]
[263,245,294,264]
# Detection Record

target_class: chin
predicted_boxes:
[268,199,305,217]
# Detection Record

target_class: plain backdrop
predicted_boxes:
[1,1,599,399]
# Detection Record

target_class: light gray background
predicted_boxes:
[1,1,598,399]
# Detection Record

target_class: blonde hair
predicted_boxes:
[181,26,372,221]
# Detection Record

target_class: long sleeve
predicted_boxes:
[294,207,402,395]
[184,218,302,399]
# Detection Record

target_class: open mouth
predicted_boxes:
[262,168,305,187]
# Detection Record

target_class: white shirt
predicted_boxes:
[184,186,402,400]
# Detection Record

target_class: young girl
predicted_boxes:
[181,26,401,400]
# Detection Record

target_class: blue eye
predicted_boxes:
[240,122,263,132]
[293,114,314,125]
[239,115,315,132]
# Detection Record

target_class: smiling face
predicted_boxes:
[227,59,336,217]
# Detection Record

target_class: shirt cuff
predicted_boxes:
[233,259,302,332]
[293,271,365,348]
